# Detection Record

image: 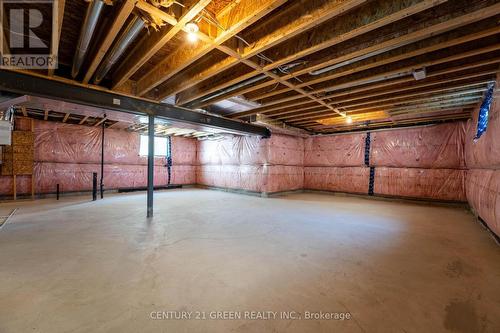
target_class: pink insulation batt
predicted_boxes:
[0,120,197,196]
[466,169,500,236]
[464,77,500,234]
[304,133,365,167]
[196,134,304,193]
[304,167,370,194]
[374,167,466,201]
[370,122,466,169]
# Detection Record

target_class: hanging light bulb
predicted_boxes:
[185,21,199,43]
[346,116,353,124]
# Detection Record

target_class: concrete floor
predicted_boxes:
[0,189,499,333]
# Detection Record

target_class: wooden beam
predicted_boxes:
[94,117,107,127]
[136,0,289,96]
[146,0,367,98]
[183,1,500,110]
[174,0,447,106]
[252,42,500,102]
[242,24,500,102]
[83,0,136,83]
[48,0,65,76]
[135,0,177,25]
[294,98,483,125]
[79,115,89,125]
[230,56,500,119]
[62,112,70,123]
[293,98,482,125]
[112,0,211,89]
[21,106,27,117]
[298,101,480,126]
[283,91,485,122]
[196,24,500,108]
[307,108,474,129]
[267,77,493,118]
[311,111,472,132]
[275,84,489,120]
[260,75,490,119]
[44,109,49,121]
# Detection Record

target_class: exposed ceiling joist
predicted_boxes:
[275,84,490,121]
[285,92,484,123]
[79,115,90,125]
[175,0,447,106]
[230,55,500,119]
[48,0,66,76]
[295,99,481,126]
[112,0,212,89]
[196,23,500,108]
[147,0,368,99]
[62,112,70,123]
[135,0,289,96]
[239,26,500,103]
[228,6,500,104]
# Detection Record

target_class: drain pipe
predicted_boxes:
[72,0,105,78]
[94,16,145,84]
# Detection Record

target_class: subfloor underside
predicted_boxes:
[0,189,499,332]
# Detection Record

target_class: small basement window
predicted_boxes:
[475,83,495,140]
[139,135,170,156]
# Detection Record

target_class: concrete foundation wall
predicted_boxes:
[196,134,304,194]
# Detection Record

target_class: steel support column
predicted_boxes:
[100,116,105,199]
[147,115,154,218]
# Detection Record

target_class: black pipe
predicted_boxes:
[147,115,154,218]
[92,172,97,201]
[100,114,106,199]
[56,184,60,200]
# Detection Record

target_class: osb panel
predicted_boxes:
[12,131,34,146]
[6,131,35,175]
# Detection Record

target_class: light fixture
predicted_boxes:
[412,68,426,81]
[346,116,353,124]
[185,21,199,43]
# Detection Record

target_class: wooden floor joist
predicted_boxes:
[230,56,500,119]
[112,0,212,89]
[147,0,368,99]
[5,0,498,133]
[195,10,500,107]
[135,0,289,96]
[285,93,484,123]
[239,26,500,103]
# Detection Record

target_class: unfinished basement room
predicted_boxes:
[1,0,500,332]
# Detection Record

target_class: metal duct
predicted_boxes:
[94,16,145,84]
[72,0,105,78]
[187,74,267,106]
[187,62,304,106]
